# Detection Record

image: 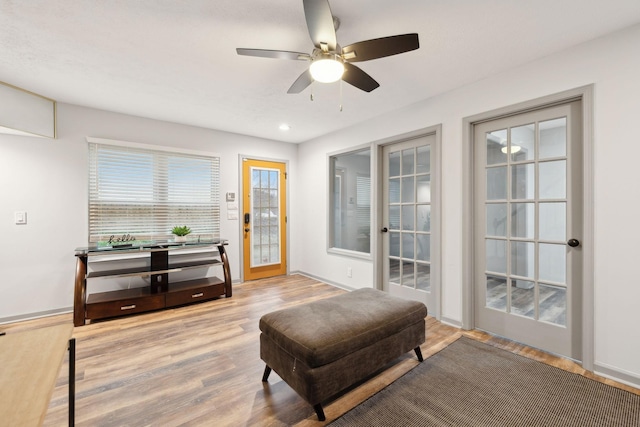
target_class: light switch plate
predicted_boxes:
[14,211,27,224]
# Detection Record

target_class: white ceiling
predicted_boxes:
[2,1,640,143]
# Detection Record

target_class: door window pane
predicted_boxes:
[402,261,414,288]
[389,151,400,177]
[417,205,431,232]
[416,234,430,262]
[402,233,414,259]
[389,258,400,285]
[402,148,415,175]
[389,232,400,257]
[402,205,414,231]
[510,123,535,161]
[540,118,566,159]
[539,202,566,241]
[486,203,507,237]
[486,275,507,311]
[539,243,566,284]
[539,284,566,326]
[486,129,508,165]
[417,145,431,174]
[389,178,400,203]
[416,263,430,291]
[389,205,400,230]
[511,279,535,319]
[416,175,431,203]
[402,177,414,203]
[486,167,507,200]
[486,239,507,274]
[511,203,534,239]
[511,163,535,200]
[539,160,566,199]
[511,241,534,279]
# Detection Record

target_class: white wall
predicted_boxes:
[295,24,640,384]
[0,103,297,320]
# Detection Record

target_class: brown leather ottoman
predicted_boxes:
[259,288,428,421]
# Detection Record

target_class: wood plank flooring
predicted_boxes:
[2,274,638,426]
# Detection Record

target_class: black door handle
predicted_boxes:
[381,227,388,233]
[567,238,580,247]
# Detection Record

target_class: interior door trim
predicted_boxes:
[461,85,594,370]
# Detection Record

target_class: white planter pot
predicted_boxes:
[174,235,187,243]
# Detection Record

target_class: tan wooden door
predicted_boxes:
[242,159,287,280]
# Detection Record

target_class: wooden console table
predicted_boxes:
[74,240,232,326]
[0,324,75,426]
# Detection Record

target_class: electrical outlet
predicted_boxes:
[347,267,352,278]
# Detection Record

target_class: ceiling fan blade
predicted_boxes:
[303,0,337,51]
[287,69,314,94]
[342,63,380,92]
[342,34,419,62]
[236,48,311,61]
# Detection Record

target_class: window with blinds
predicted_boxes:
[88,141,220,244]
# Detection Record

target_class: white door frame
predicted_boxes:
[374,125,442,320]
[461,85,594,370]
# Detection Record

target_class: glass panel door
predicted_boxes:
[474,101,582,359]
[382,134,438,311]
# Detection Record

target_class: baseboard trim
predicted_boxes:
[289,271,357,292]
[0,307,73,325]
[440,316,463,328]
[594,362,640,390]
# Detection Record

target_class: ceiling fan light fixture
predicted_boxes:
[309,53,344,83]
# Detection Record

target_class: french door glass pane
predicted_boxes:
[390,232,400,257]
[510,123,535,161]
[539,160,566,199]
[511,163,535,200]
[511,280,535,318]
[402,261,414,287]
[389,205,400,230]
[486,239,507,274]
[417,205,431,232]
[511,203,534,239]
[251,167,280,267]
[389,178,400,203]
[416,175,431,203]
[539,202,566,241]
[402,177,414,203]
[486,275,507,311]
[389,151,401,176]
[416,234,430,262]
[402,233,414,259]
[416,263,431,291]
[539,243,566,284]
[539,118,566,159]
[402,149,415,175]
[389,258,400,285]
[539,284,566,326]
[511,241,534,279]
[487,167,507,200]
[417,146,431,174]
[486,129,508,165]
[402,205,414,230]
[486,203,507,237]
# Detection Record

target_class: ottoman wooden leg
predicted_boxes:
[414,346,424,362]
[262,365,272,382]
[313,403,326,421]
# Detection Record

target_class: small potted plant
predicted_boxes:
[171,225,191,243]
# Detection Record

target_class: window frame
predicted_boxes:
[327,144,374,259]
[86,137,221,246]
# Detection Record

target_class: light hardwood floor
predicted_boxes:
[2,274,638,426]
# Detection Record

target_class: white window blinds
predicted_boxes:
[88,141,220,243]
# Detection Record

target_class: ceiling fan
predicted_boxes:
[236,0,419,94]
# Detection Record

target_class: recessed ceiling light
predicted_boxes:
[279,124,291,131]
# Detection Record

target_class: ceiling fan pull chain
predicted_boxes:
[310,82,314,101]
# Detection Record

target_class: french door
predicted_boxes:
[382,134,439,315]
[242,159,287,281]
[474,101,583,359]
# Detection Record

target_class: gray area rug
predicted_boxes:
[329,337,640,426]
